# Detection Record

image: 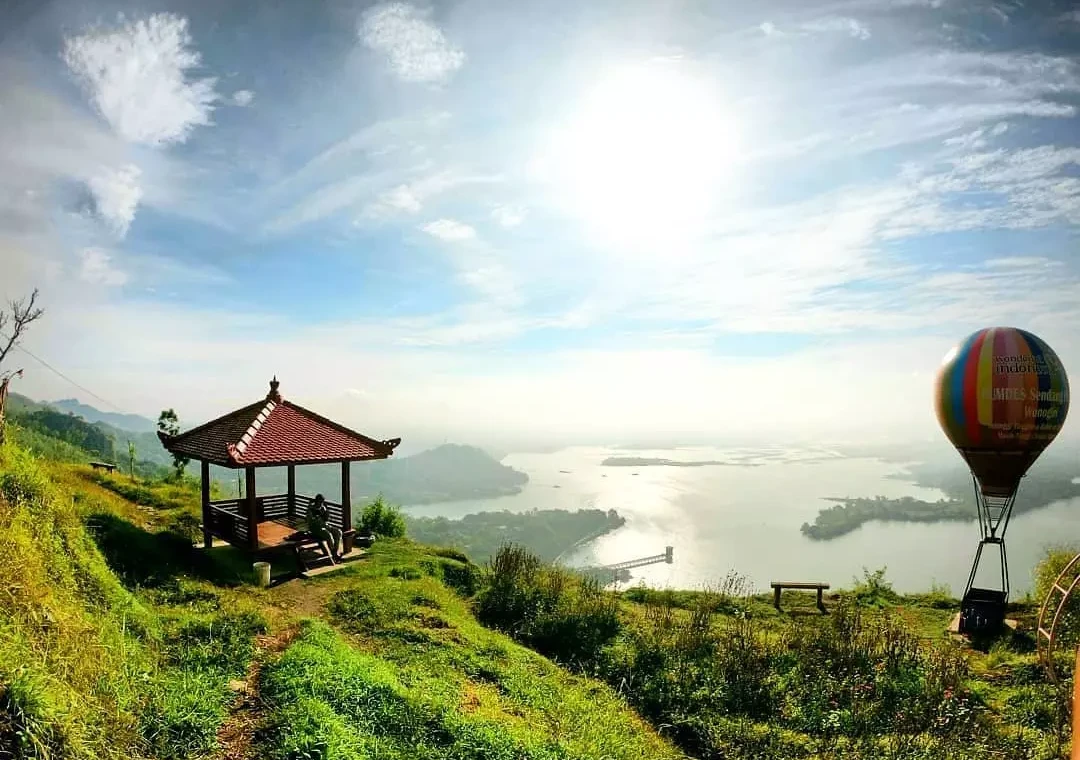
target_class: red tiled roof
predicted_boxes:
[160,381,400,467]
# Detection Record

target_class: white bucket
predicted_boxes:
[253,561,271,588]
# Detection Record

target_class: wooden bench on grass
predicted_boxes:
[89,461,118,473]
[771,580,830,613]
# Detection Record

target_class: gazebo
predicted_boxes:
[158,378,400,555]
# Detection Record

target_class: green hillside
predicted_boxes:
[0,439,678,760]
[1,427,1076,760]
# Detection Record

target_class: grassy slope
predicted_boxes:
[0,444,682,760]
[3,436,1075,759]
[260,541,679,760]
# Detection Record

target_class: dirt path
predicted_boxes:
[214,628,297,760]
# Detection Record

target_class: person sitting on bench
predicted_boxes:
[307,493,342,563]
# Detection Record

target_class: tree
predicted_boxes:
[157,408,188,481]
[0,289,44,445]
[0,289,44,371]
[127,440,137,481]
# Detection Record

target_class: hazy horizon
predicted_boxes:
[4,0,1080,449]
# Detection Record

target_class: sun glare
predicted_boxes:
[544,60,742,248]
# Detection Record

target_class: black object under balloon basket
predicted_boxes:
[959,587,1007,634]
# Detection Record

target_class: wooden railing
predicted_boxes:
[206,494,348,543]
[259,494,290,521]
[208,503,249,545]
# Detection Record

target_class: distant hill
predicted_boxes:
[4,391,47,416]
[220,443,529,505]
[49,398,156,432]
[4,392,171,475]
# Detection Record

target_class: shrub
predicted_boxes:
[850,567,901,607]
[358,495,406,538]
[438,558,480,597]
[476,543,621,666]
[432,546,470,563]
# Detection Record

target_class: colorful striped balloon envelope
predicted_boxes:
[935,327,1069,497]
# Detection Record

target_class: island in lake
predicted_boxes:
[405,508,626,563]
[801,451,1080,540]
[602,456,761,468]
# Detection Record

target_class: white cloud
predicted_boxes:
[358,171,503,222]
[78,248,128,287]
[360,3,465,83]
[760,21,782,36]
[88,164,142,237]
[62,13,218,146]
[803,16,871,39]
[491,205,526,228]
[421,218,476,241]
[369,184,423,215]
[231,89,255,107]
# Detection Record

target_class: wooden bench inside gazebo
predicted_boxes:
[158,378,400,564]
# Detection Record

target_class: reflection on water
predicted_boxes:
[403,446,1080,595]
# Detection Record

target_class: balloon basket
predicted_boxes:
[958,587,1007,634]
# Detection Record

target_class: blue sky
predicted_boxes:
[3,0,1080,449]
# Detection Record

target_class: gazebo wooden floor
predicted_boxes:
[257,518,303,550]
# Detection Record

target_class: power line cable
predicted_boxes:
[0,331,129,413]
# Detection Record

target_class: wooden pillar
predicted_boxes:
[1073,646,1080,760]
[246,467,258,551]
[341,460,352,532]
[774,587,782,611]
[201,460,211,549]
[287,465,296,519]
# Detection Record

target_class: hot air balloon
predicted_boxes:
[935,327,1070,633]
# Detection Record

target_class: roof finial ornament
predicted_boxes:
[268,376,282,403]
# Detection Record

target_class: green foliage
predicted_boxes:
[0,441,155,758]
[358,495,406,538]
[85,470,195,511]
[11,409,117,464]
[164,610,268,678]
[1002,685,1061,732]
[906,582,957,610]
[406,508,626,563]
[476,544,621,666]
[431,546,469,562]
[157,409,189,482]
[137,670,231,760]
[6,422,93,464]
[261,619,675,760]
[327,586,411,632]
[1033,544,1080,681]
[850,566,902,607]
[621,572,753,615]
[437,558,481,597]
[1,669,69,759]
[597,594,993,757]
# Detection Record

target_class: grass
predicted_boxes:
[0,441,266,760]
[2,431,1078,760]
[261,542,680,760]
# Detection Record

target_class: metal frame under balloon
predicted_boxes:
[960,474,1019,634]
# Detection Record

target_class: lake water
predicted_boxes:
[402,446,1080,595]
